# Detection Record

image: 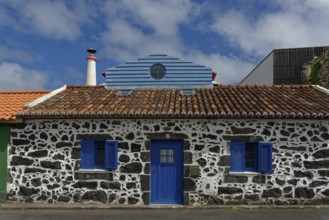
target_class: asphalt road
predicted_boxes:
[1,208,329,220]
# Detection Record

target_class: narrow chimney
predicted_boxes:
[86,48,97,86]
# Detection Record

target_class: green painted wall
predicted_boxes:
[0,125,10,198]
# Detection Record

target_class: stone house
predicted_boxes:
[6,53,329,205]
[0,90,50,200]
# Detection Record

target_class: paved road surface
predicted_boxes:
[1,208,329,220]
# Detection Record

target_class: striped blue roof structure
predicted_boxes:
[104,54,212,89]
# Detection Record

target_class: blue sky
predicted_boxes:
[1,0,329,91]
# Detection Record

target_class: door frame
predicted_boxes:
[150,139,184,204]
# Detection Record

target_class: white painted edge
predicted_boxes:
[25,85,67,109]
[313,85,329,95]
[229,171,259,176]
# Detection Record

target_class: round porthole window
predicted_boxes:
[150,63,166,80]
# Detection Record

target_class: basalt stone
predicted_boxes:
[69,148,80,159]
[19,186,40,196]
[309,181,328,187]
[119,198,126,204]
[231,126,256,134]
[145,132,188,140]
[225,175,248,183]
[141,152,150,162]
[47,184,60,190]
[11,156,33,166]
[318,170,329,177]
[140,192,149,205]
[252,175,266,184]
[76,134,113,140]
[144,163,150,174]
[174,126,181,131]
[311,136,322,142]
[280,130,290,137]
[52,153,65,160]
[56,142,73,148]
[320,126,328,133]
[245,194,259,200]
[100,181,121,190]
[261,188,281,198]
[184,141,191,150]
[118,142,129,151]
[75,172,113,181]
[12,139,30,146]
[184,152,193,164]
[209,146,220,153]
[184,178,196,191]
[304,160,329,169]
[291,162,302,168]
[275,178,285,186]
[207,196,224,205]
[131,143,141,152]
[295,187,315,198]
[322,189,329,196]
[261,129,271,136]
[128,197,139,204]
[72,181,97,189]
[287,179,299,186]
[141,175,150,191]
[58,195,71,203]
[40,161,61,169]
[31,178,41,187]
[108,193,117,203]
[300,136,308,142]
[81,190,107,203]
[313,149,329,159]
[218,187,242,195]
[125,132,135,140]
[216,130,223,134]
[25,168,46,173]
[284,186,292,193]
[202,134,217,140]
[120,162,143,173]
[294,170,314,179]
[119,154,130,163]
[37,194,48,201]
[321,133,329,140]
[218,155,230,166]
[126,182,136,189]
[40,132,48,140]
[197,158,207,167]
[195,144,204,151]
[27,150,48,157]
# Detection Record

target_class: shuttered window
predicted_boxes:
[80,140,118,170]
[230,141,272,173]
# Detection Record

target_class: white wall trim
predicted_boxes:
[25,85,67,108]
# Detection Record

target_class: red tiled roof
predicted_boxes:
[0,91,50,121]
[18,85,329,119]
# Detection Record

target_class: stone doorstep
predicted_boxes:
[1,203,329,210]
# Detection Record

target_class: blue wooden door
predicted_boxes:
[151,140,183,204]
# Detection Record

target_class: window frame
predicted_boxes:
[80,140,118,170]
[230,141,272,174]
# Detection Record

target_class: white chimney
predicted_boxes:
[86,48,97,86]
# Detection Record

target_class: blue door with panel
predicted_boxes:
[151,140,183,204]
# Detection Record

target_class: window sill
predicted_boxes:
[229,171,259,176]
[78,169,112,173]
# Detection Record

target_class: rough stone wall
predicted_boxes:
[7,119,329,205]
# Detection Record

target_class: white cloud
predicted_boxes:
[0,62,47,91]
[0,45,36,64]
[210,0,329,57]
[0,0,99,40]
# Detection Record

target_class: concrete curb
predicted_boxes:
[1,203,329,210]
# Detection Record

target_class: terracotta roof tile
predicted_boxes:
[0,90,50,121]
[19,85,329,119]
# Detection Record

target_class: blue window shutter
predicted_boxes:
[105,141,118,170]
[80,140,95,169]
[258,142,273,173]
[230,141,245,172]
